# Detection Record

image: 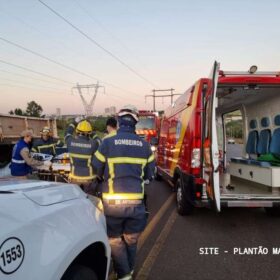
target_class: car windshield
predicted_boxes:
[136,116,156,130]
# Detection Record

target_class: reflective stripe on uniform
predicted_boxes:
[68,174,96,181]
[69,153,91,159]
[12,159,25,164]
[95,150,106,163]
[37,144,56,154]
[108,157,148,165]
[103,193,144,200]
[69,152,94,179]
[104,157,147,200]
[103,131,117,139]
[148,153,155,163]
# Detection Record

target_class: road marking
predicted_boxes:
[138,194,175,251]
[135,208,178,280]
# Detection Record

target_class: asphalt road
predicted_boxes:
[133,145,280,280]
[226,143,243,162]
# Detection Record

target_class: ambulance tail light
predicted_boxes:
[191,148,201,168]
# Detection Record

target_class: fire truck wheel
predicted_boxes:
[176,179,194,216]
[265,207,280,217]
[61,264,98,280]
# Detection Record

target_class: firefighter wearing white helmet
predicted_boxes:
[65,117,100,194]
[32,126,62,155]
[93,105,155,280]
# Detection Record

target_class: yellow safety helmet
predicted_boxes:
[76,120,92,134]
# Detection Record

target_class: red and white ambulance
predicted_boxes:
[156,62,280,215]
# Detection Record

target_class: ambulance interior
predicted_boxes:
[215,84,280,199]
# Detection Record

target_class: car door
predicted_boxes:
[203,61,221,212]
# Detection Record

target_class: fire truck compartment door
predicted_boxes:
[206,61,221,212]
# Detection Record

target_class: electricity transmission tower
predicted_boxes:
[72,82,104,116]
[145,88,181,111]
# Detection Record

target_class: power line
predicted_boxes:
[0,10,144,98]
[0,37,107,86]
[0,59,72,85]
[38,0,159,88]
[0,83,69,95]
[145,89,182,111]
[0,69,70,87]
[0,60,142,102]
[0,77,68,92]
[71,0,148,69]
[0,61,142,103]
[0,37,143,98]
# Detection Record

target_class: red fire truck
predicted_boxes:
[156,62,280,216]
[136,110,160,151]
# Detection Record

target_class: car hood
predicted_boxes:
[0,179,86,206]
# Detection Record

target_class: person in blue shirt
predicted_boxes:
[10,130,51,178]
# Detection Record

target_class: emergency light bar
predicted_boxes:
[219,70,280,77]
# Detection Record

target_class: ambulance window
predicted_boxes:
[223,110,243,160]
[224,110,243,142]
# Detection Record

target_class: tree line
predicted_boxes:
[9,100,44,118]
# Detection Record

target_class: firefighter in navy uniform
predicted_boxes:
[93,105,155,280]
[91,129,102,147]
[65,117,100,194]
[32,127,62,155]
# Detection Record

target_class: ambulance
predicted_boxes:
[156,62,280,215]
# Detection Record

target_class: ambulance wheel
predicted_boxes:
[176,179,194,216]
[265,207,280,217]
[61,264,98,280]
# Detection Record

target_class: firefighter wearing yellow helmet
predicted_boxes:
[93,105,155,280]
[65,117,100,194]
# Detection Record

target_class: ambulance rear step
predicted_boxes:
[199,195,280,208]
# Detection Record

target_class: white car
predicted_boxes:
[227,138,235,144]
[0,179,110,280]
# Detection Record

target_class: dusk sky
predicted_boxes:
[0,0,279,115]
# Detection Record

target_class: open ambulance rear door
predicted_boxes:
[203,61,221,212]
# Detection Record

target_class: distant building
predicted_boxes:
[104,106,116,116]
[56,108,61,118]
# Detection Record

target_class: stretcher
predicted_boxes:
[33,152,71,182]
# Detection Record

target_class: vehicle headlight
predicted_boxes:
[87,194,104,212]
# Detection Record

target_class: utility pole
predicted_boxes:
[145,88,181,111]
[72,82,104,117]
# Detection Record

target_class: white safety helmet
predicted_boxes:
[118,104,139,122]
